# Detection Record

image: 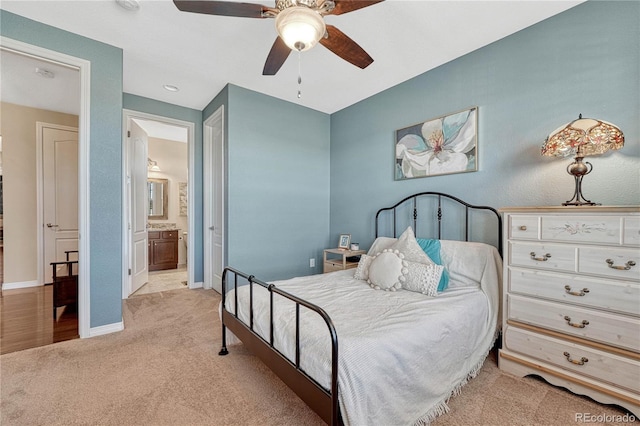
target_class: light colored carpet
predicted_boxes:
[0,288,634,426]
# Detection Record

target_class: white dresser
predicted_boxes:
[499,206,640,416]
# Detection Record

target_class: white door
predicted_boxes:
[129,120,149,294]
[42,124,78,284]
[204,107,224,293]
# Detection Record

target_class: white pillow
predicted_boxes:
[402,261,444,297]
[353,254,373,281]
[390,227,435,265]
[367,250,406,291]
[367,237,397,256]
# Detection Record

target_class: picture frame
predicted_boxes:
[178,182,187,216]
[338,234,351,250]
[395,106,478,180]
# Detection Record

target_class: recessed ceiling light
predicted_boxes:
[163,84,179,92]
[116,0,140,11]
[35,67,55,79]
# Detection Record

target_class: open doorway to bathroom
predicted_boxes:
[123,111,194,298]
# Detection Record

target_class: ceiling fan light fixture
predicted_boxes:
[275,6,326,52]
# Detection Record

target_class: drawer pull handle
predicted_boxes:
[530,252,551,261]
[563,352,588,366]
[564,315,589,328]
[564,285,589,296]
[519,225,527,231]
[605,259,636,270]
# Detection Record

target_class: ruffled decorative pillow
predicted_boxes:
[353,254,373,281]
[402,261,444,297]
[390,227,435,265]
[367,249,406,291]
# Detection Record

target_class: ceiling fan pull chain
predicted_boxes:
[297,50,302,99]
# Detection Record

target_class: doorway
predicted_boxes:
[122,110,195,298]
[38,123,79,285]
[0,37,90,350]
[203,106,224,293]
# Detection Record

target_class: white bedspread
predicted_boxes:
[224,242,502,426]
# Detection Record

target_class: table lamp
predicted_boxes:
[541,114,624,206]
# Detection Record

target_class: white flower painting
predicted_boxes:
[395,107,477,180]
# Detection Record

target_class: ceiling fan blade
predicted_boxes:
[329,0,384,16]
[263,37,292,75]
[173,1,268,18]
[319,25,373,69]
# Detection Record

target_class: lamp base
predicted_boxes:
[562,200,600,207]
[562,157,599,206]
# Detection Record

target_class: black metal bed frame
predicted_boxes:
[218,192,502,426]
[219,267,340,425]
[375,191,502,255]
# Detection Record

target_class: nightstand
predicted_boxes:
[323,248,366,273]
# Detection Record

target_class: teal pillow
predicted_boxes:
[416,238,449,292]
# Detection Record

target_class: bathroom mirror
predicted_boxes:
[148,178,168,220]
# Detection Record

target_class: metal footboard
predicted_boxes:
[219,267,340,425]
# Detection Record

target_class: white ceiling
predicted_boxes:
[1,49,80,115]
[1,0,584,115]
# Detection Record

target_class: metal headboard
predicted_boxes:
[375,192,502,255]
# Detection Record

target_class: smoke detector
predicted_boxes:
[35,67,55,79]
[116,0,140,12]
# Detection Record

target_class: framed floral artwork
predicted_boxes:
[395,107,478,180]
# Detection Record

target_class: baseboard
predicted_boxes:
[2,280,40,290]
[89,321,124,338]
[190,281,204,289]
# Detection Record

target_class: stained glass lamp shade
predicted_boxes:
[541,115,624,206]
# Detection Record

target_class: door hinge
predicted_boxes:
[128,268,132,276]
[127,130,131,138]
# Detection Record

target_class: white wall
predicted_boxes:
[0,102,78,285]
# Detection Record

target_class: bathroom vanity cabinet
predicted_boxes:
[148,230,178,271]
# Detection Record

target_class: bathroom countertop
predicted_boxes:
[148,223,178,231]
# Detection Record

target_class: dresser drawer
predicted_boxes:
[509,242,576,272]
[623,216,640,247]
[508,294,640,352]
[508,215,539,240]
[508,267,640,317]
[504,326,640,393]
[577,246,640,282]
[540,215,621,245]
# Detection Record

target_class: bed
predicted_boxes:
[219,192,503,425]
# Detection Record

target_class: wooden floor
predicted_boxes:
[1,286,79,355]
[1,249,79,354]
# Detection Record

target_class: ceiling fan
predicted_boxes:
[173,0,384,75]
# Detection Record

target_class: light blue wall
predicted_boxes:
[224,85,331,281]
[4,1,638,315]
[329,1,640,251]
[1,10,124,327]
[122,94,204,283]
